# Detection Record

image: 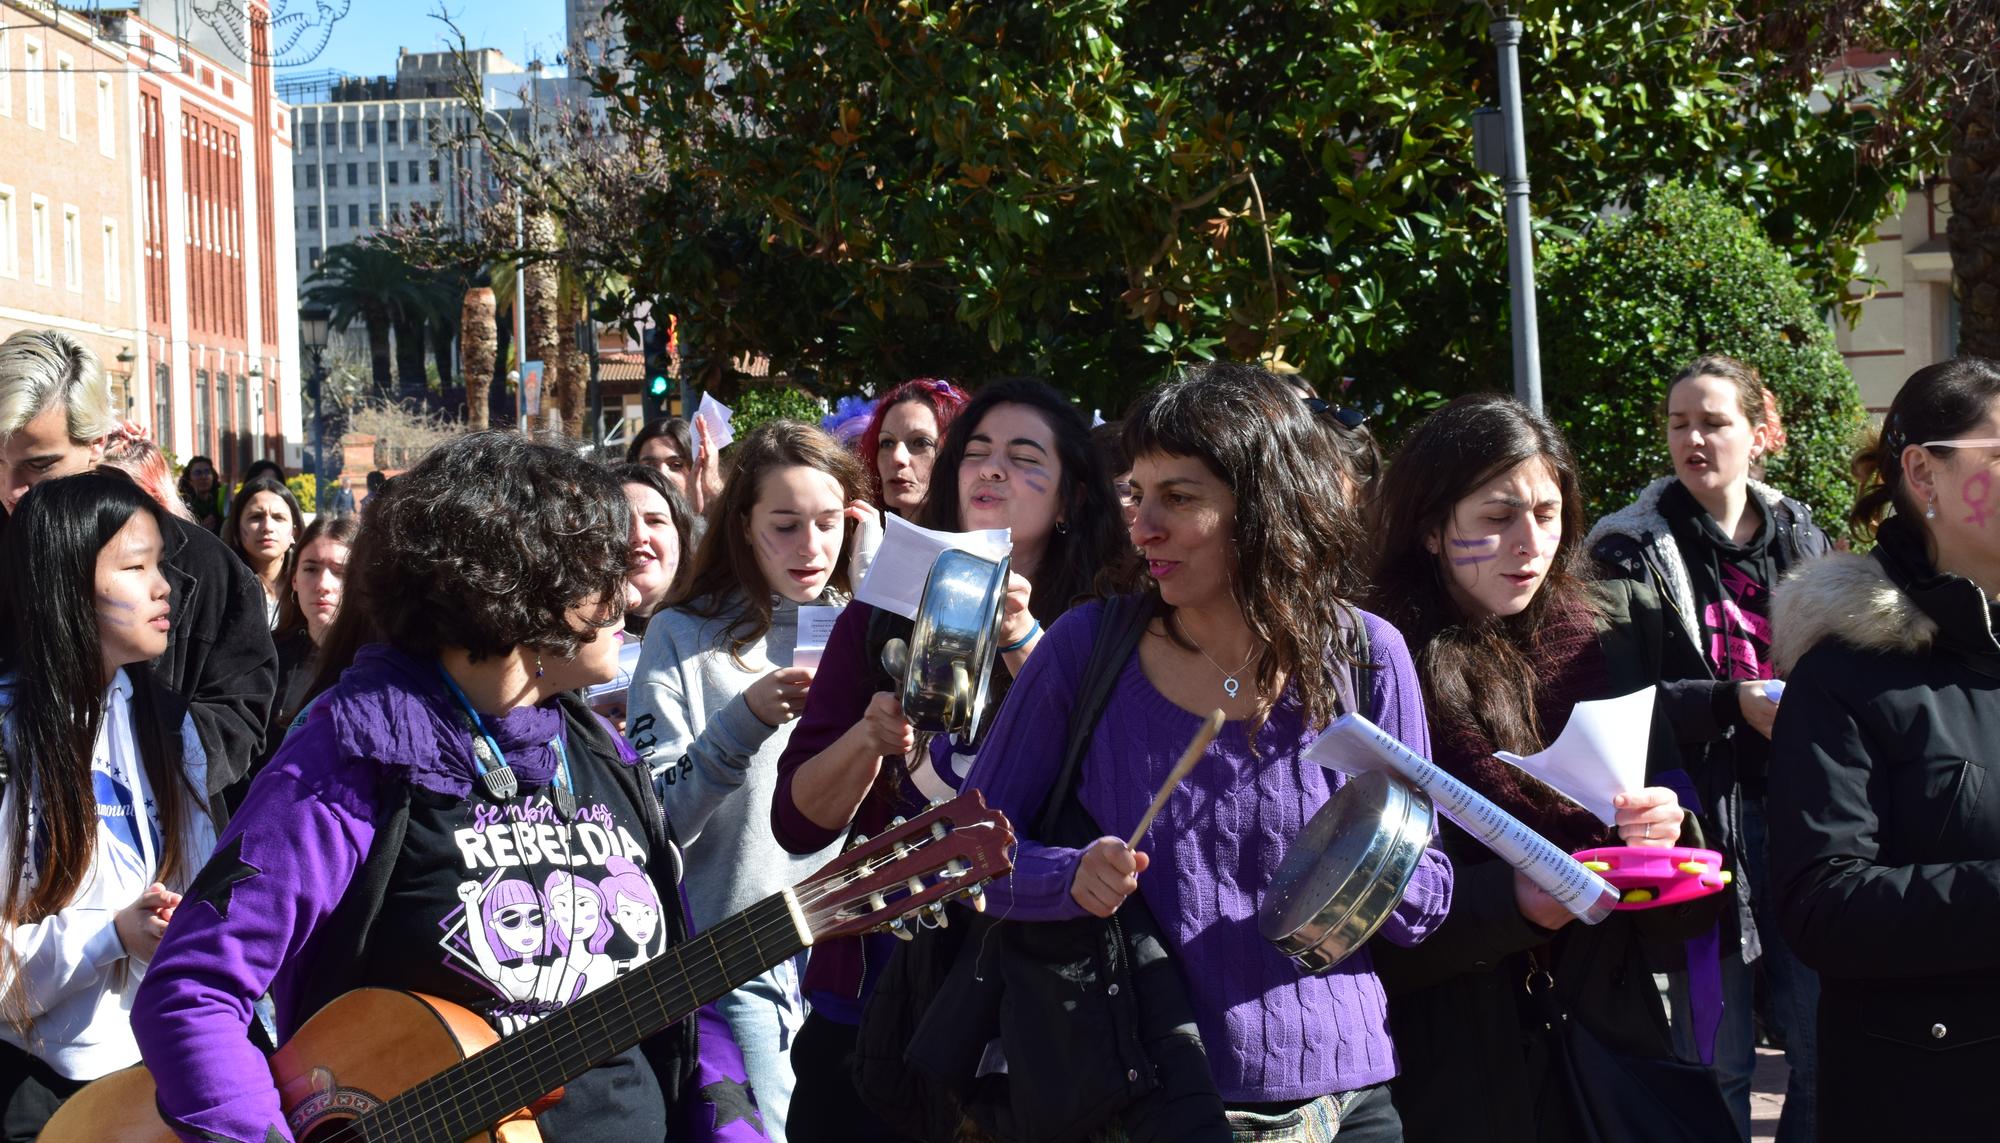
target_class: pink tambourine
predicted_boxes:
[1571,846,1732,910]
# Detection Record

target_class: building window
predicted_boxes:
[195,369,211,458]
[389,203,401,222]
[364,120,377,145]
[324,163,336,187]
[306,204,319,228]
[347,203,358,227]
[305,164,318,188]
[0,25,11,118]
[366,161,378,185]
[387,161,399,185]
[321,122,335,146]
[308,245,320,268]
[29,196,50,284]
[23,39,43,129]
[154,364,172,451]
[346,161,357,185]
[97,76,115,156]
[55,54,75,140]
[237,376,252,473]
[368,202,380,226]
[342,121,357,147]
[62,205,81,292]
[428,158,439,183]
[408,159,420,184]
[302,121,315,148]
[0,187,15,277]
[102,218,119,301]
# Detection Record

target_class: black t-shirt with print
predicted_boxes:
[359,730,671,1142]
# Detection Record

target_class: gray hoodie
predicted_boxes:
[628,592,844,930]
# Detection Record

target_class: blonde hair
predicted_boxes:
[0,329,113,446]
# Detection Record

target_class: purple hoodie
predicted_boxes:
[130,644,768,1143]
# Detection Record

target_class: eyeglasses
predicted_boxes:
[1920,438,2000,451]
[1114,479,1135,506]
[1305,397,1368,431]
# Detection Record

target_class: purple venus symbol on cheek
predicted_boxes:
[1964,470,1995,529]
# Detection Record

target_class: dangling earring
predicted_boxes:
[1926,500,1938,521]
[1055,520,1069,535]
[534,653,546,679]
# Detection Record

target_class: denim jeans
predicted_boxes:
[1670,798,1818,1142]
[714,956,806,1143]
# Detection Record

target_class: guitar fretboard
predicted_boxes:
[352,890,808,1143]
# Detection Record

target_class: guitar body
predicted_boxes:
[43,988,547,1143]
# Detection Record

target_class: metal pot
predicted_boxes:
[880,548,1010,735]
[1257,769,1435,973]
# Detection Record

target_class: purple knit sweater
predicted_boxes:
[128,644,766,1143]
[962,601,1453,1103]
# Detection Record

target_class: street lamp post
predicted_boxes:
[576,314,602,453]
[298,306,332,512]
[1490,14,1543,411]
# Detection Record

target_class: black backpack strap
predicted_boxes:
[1035,594,1158,840]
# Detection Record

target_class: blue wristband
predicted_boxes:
[1000,619,1042,654]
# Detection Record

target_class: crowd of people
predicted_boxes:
[0,321,1993,1143]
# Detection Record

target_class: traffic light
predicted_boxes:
[642,318,673,424]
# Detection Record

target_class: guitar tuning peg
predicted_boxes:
[929,796,947,808]
[926,901,949,928]
[930,821,949,842]
[888,917,914,941]
[890,815,908,828]
[967,882,987,912]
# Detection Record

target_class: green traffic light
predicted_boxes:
[648,374,669,396]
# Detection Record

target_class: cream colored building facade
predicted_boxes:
[1835,182,1957,412]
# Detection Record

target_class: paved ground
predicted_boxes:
[1750,1047,1789,1140]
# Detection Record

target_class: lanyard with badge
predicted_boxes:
[436,664,578,821]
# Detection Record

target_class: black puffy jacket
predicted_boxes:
[1769,513,2000,1142]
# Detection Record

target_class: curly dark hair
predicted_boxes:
[1124,362,1368,737]
[1367,393,1599,755]
[354,431,630,663]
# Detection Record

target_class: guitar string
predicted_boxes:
[356,825,1000,1141]
[373,900,799,1142]
[379,837,1000,1143]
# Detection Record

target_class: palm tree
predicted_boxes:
[303,245,403,395]
[461,285,498,430]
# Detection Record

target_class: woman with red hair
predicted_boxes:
[857,378,969,516]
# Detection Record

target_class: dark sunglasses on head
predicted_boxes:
[1304,397,1368,431]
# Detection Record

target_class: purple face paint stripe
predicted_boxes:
[1448,537,1495,549]
[1452,554,1499,566]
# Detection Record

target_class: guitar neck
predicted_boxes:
[359,890,811,1143]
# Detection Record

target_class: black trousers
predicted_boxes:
[0,1042,89,1143]
[788,1011,921,1143]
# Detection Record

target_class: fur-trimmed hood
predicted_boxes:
[1771,552,1937,675]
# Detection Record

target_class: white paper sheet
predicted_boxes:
[695,392,735,451]
[1307,713,1620,924]
[853,513,1011,620]
[1492,685,1655,827]
[792,604,845,669]
[585,638,646,706]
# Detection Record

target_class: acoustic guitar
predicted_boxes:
[44,792,1013,1143]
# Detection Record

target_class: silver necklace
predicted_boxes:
[1179,621,1258,698]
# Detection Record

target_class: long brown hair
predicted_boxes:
[1123,363,1369,737]
[671,420,869,663]
[1368,394,1599,755]
[275,513,360,641]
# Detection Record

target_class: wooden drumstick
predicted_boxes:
[1128,709,1225,848]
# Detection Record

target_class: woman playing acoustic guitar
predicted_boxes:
[125,433,768,1142]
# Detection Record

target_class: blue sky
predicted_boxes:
[276,0,568,81]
